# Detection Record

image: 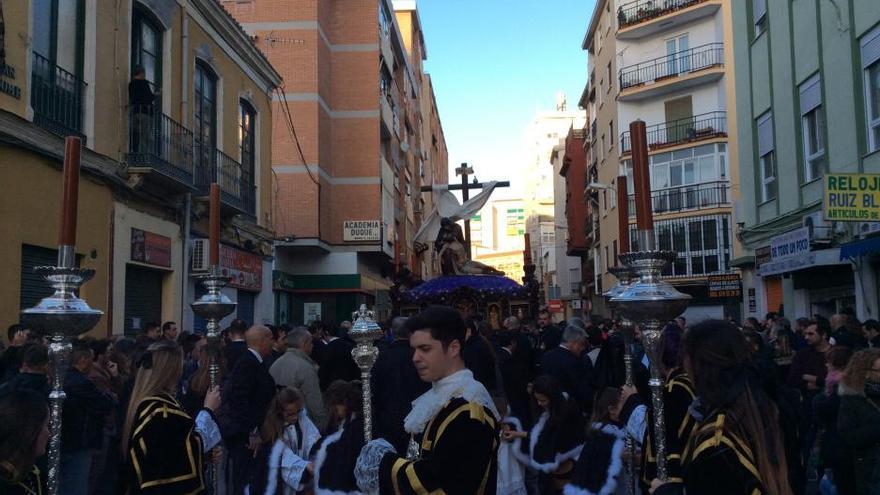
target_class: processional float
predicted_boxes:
[21,137,103,495]
[606,121,692,486]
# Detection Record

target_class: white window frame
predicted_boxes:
[753,0,767,37]
[799,74,825,182]
[757,112,776,202]
[863,25,880,153]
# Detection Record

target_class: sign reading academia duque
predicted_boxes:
[343,220,381,242]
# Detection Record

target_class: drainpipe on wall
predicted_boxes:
[181,193,192,329]
[180,9,191,327]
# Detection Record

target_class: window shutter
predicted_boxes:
[799,74,821,115]
[757,112,774,157]
[862,25,880,69]
[753,0,767,24]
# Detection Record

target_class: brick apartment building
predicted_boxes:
[225,0,448,323]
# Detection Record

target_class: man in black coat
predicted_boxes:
[223,318,250,375]
[218,325,277,495]
[497,332,531,424]
[462,319,498,394]
[541,325,594,413]
[537,310,562,353]
[318,324,360,390]
[60,344,116,495]
[370,317,430,453]
[0,343,50,398]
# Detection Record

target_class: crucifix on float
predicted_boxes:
[419,162,510,258]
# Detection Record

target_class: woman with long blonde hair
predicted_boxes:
[121,340,222,494]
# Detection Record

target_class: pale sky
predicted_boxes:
[418,0,597,199]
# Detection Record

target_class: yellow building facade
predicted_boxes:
[0,0,281,337]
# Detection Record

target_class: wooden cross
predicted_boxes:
[420,163,510,258]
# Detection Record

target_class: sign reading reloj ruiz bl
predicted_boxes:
[824,173,880,221]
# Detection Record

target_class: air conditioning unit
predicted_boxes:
[858,222,880,238]
[803,212,832,243]
[191,239,210,273]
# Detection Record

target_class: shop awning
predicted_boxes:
[839,236,880,260]
[757,248,846,277]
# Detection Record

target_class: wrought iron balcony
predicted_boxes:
[621,111,726,154]
[627,181,730,216]
[30,51,87,140]
[627,213,733,279]
[618,0,715,30]
[195,143,256,218]
[619,43,724,91]
[126,105,194,187]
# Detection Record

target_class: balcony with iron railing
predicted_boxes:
[627,213,733,279]
[617,0,721,39]
[618,43,724,101]
[126,105,194,189]
[195,143,256,218]
[621,111,726,154]
[627,181,730,216]
[30,51,87,141]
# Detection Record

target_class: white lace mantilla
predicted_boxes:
[403,369,499,435]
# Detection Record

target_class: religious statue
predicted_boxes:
[434,217,505,276]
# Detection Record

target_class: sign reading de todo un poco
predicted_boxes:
[824,173,880,221]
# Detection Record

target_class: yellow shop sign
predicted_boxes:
[824,174,880,221]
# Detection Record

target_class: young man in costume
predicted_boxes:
[356,306,500,494]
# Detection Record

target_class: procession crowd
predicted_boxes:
[0,307,878,495]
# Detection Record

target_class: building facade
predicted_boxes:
[582,0,742,321]
[559,125,592,317]
[731,0,880,321]
[227,0,447,324]
[0,0,280,336]
[520,98,585,314]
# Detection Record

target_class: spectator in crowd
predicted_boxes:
[541,326,593,413]
[268,324,291,365]
[497,331,531,425]
[847,316,869,350]
[837,348,880,495]
[813,346,855,495]
[0,343,49,398]
[318,323,359,390]
[121,341,221,494]
[162,321,179,342]
[86,339,121,493]
[142,322,161,343]
[218,325,277,495]
[585,325,604,366]
[0,324,31,380]
[787,318,832,404]
[865,319,880,348]
[743,316,761,332]
[830,313,853,348]
[370,317,429,453]
[307,321,329,368]
[674,316,686,330]
[537,310,562,352]
[128,65,156,154]
[463,318,499,394]
[60,343,116,495]
[0,390,49,494]
[224,318,250,374]
[269,327,328,431]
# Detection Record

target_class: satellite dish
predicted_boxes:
[400,141,410,153]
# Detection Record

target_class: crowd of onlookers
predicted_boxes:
[0,306,878,494]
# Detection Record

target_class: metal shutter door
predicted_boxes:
[236,290,255,327]
[20,245,59,310]
[124,264,163,336]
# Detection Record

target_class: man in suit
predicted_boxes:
[318,323,359,390]
[371,317,430,452]
[223,318,249,374]
[218,325,277,495]
[541,325,594,413]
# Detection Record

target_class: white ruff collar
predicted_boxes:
[403,369,499,434]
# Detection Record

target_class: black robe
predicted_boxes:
[641,368,696,487]
[314,415,365,494]
[565,424,626,495]
[379,397,499,494]
[124,394,206,494]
